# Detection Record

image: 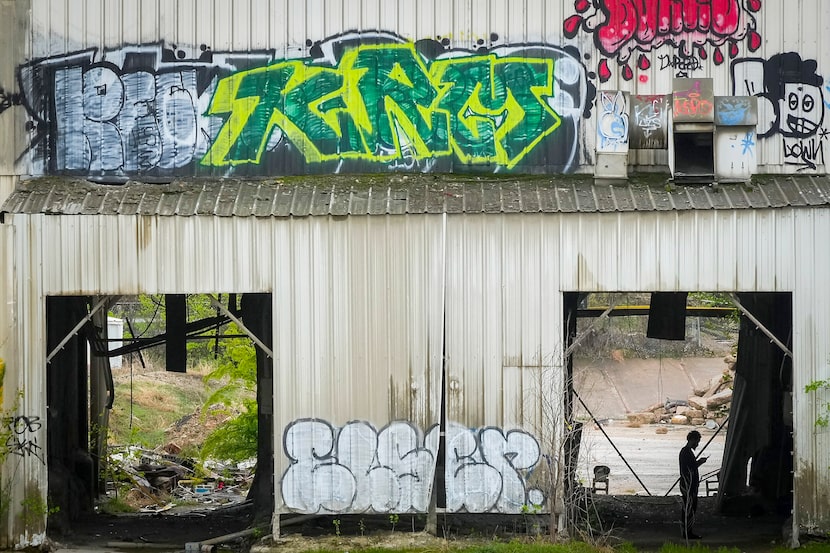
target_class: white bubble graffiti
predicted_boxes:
[281,419,546,514]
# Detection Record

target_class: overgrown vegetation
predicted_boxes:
[109,294,258,460]
[199,338,258,462]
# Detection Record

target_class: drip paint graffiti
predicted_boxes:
[596,91,629,152]
[17,34,592,179]
[564,0,762,82]
[280,419,546,514]
[4,415,44,464]
[732,53,827,170]
[630,95,670,149]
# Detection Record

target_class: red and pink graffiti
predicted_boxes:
[564,0,762,82]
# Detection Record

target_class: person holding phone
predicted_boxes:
[679,430,708,539]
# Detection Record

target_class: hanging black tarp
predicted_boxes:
[718,293,793,516]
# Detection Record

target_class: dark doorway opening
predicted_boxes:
[44,293,273,546]
[561,291,792,539]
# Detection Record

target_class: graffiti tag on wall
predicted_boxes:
[565,0,762,82]
[445,422,546,513]
[596,91,629,152]
[732,52,828,170]
[4,415,44,464]
[280,419,546,514]
[17,33,593,179]
[673,78,715,121]
[630,94,670,149]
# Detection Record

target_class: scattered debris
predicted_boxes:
[627,355,735,428]
[104,446,254,512]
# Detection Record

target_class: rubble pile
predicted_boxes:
[105,445,254,513]
[627,356,735,428]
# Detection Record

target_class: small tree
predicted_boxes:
[199,337,258,462]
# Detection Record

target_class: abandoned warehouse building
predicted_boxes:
[0,0,828,549]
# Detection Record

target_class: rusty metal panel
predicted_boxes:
[273,215,444,515]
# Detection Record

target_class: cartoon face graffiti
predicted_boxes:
[731,52,826,141]
[781,83,824,138]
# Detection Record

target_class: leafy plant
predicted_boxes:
[333,518,341,536]
[805,378,830,428]
[20,495,59,528]
[389,513,399,532]
[199,337,258,462]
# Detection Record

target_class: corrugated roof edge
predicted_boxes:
[3,174,830,217]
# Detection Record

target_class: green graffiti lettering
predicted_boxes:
[432,56,560,168]
[344,44,451,160]
[203,62,348,165]
[202,45,561,169]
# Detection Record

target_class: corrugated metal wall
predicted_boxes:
[6,0,826,178]
[3,0,830,544]
[8,206,825,530]
[444,214,563,513]
[271,215,446,515]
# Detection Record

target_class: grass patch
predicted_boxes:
[108,365,217,448]
[274,542,830,553]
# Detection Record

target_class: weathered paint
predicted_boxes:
[1,0,830,546]
[1,204,826,531]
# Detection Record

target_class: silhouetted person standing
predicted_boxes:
[679,430,707,539]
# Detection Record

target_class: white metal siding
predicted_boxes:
[7,204,830,528]
[272,215,445,515]
[444,214,564,514]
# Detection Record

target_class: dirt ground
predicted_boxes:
[52,422,794,552]
[52,494,795,553]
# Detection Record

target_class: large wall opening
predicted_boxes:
[563,292,793,535]
[44,293,273,544]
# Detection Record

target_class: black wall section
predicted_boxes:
[241,293,274,525]
[563,292,581,493]
[46,296,95,535]
[646,292,688,341]
[718,292,793,516]
[166,294,187,373]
